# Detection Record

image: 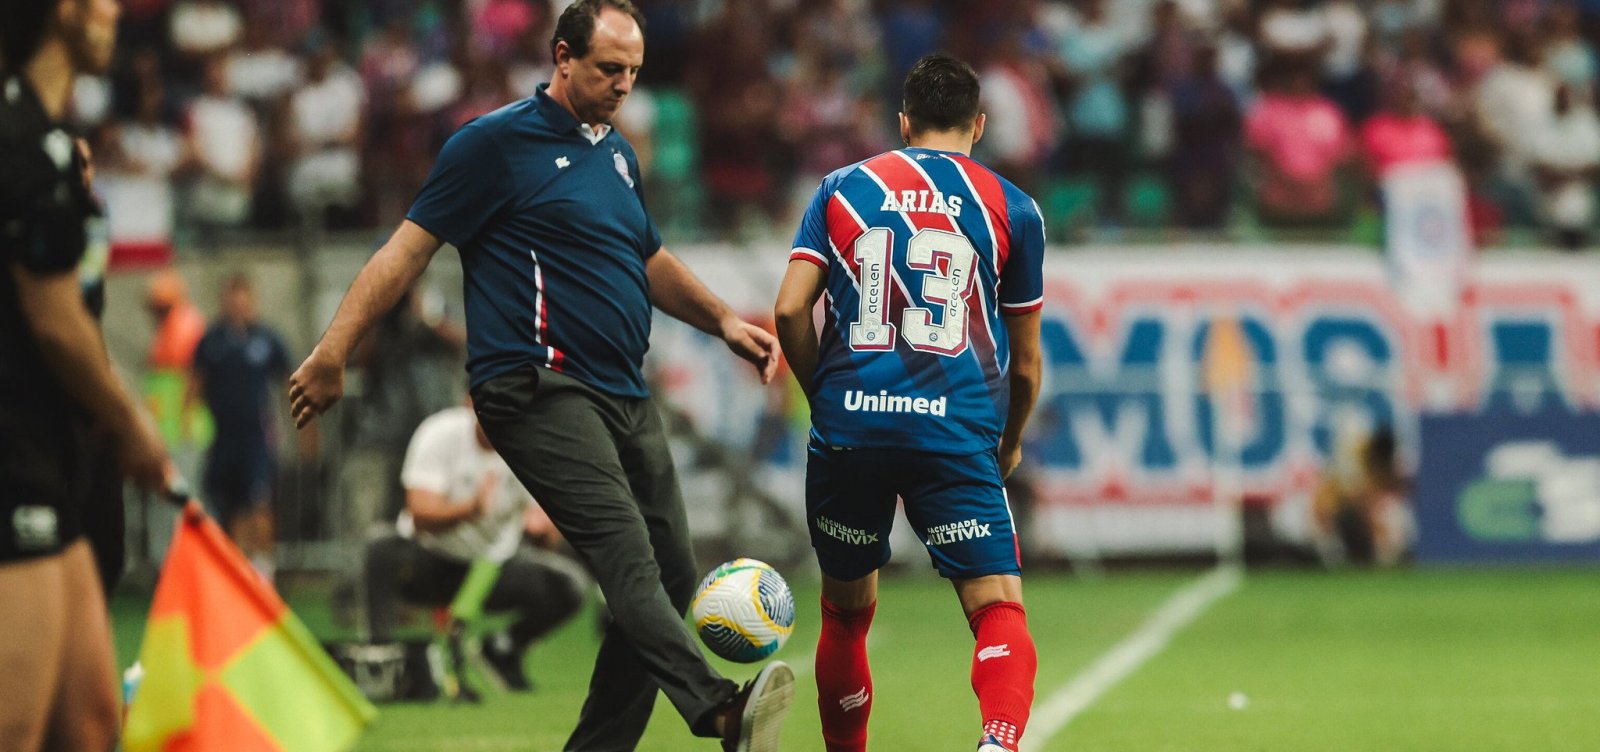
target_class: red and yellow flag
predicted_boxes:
[124,503,377,752]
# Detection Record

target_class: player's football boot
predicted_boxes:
[976,732,1016,752]
[720,660,796,752]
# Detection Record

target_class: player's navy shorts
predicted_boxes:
[203,440,276,524]
[806,441,1020,581]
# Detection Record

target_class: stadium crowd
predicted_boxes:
[73,0,1600,247]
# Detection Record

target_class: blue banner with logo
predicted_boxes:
[1415,409,1600,563]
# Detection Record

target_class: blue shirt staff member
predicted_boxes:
[288,2,796,750]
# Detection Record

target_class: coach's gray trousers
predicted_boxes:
[472,366,737,750]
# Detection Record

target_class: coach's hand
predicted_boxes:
[999,441,1023,480]
[721,316,781,385]
[289,348,345,428]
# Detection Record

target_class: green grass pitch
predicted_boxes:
[110,567,1600,751]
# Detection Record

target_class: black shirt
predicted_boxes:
[0,74,105,557]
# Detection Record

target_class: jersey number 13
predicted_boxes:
[849,227,978,357]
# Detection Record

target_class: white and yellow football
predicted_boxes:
[690,558,795,663]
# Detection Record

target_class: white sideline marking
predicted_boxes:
[1022,566,1243,751]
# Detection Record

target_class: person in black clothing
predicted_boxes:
[0,0,173,748]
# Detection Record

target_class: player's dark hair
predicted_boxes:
[902,53,982,135]
[0,0,56,73]
[551,0,646,64]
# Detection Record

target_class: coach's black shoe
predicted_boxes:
[481,639,533,692]
[719,661,795,752]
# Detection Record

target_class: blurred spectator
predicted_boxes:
[1170,45,1241,229]
[286,34,366,221]
[1324,31,1382,125]
[1475,29,1556,226]
[978,25,1059,196]
[192,274,291,582]
[687,0,786,235]
[1245,66,1353,225]
[880,0,944,94]
[1384,29,1454,119]
[1359,78,1451,178]
[1531,84,1600,249]
[1544,4,1598,90]
[96,70,186,249]
[1368,0,1427,47]
[1258,0,1330,66]
[238,0,320,47]
[1135,1,1196,90]
[782,55,889,197]
[1320,0,1368,86]
[71,0,1600,242]
[472,0,543,58]
[1215,5,1259,107]
[796,0,880,72]
[448,55,515,129]
[142,270,209,450]
[225,24,303,104]
[361,17,428,225]
[122,0,176,51]
[1058,0,1132,223]
[168,0,242,60]
[1312,426,1414,567]
[185,57,260,230]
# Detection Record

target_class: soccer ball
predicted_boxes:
[690,558,795,663]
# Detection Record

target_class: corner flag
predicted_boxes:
[124,502,377,751]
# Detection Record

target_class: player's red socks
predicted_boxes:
[816,597,875,752]
[968,601,1036,749]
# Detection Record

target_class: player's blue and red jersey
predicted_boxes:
[790,147,1045,455]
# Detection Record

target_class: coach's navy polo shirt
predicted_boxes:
[408,84,662,397]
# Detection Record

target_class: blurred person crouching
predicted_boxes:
[1312,426,1415,567]
[364,403,590,692]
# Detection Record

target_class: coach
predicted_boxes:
[288,1,794,750]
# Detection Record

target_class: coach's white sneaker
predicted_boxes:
[720,661,795,752]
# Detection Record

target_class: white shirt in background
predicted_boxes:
[288,65,365,210]
[1534,107,1600,229]
[227,48,304,102]
[291,65,365,146]
[170,0,242,56]
[189,95,258,182]
[1260,7,1328,53]
[398,407,533,563]
[1322,0,1369,79]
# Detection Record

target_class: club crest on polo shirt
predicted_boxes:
[12,506,59,551]
[613,152,634,188]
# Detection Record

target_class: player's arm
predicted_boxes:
[289,220,443,427]
[12,264,168,488]
[998,310,1042,480]
[773,259,828,395]
[646,246,779,384]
